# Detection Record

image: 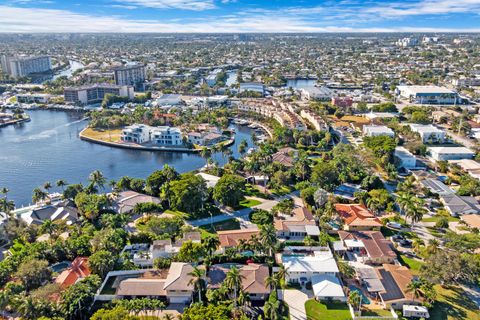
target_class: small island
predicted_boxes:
[0,110,30,128]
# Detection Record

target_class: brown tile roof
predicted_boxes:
[335,203,382,227]
[163,262,195,291]
[217,229,259,248]
[272,151,294,167]
[55,257,91,288]
[338,231,396,259]
[274,207,316,231]
[461,214,480,229]
[208,263,270,295]
[116,278,167,297]
[377,264,420,302]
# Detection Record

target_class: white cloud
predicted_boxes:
[364,0,480,18]
[113,0,215,11]
[0,4,479,33]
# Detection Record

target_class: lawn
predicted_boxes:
[81,127,122,142]
[422,216,459,223]
[305,300,352,320]
[361,308,393,317]
[199,218,240,236]
[430,285,480,320]
[237,198,261,209]
[397,254,424,275]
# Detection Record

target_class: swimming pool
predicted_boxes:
[50,261,71,273]
[348,285,370,305]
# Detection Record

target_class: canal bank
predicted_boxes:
[79,127,235,153]
[0,110,258,206]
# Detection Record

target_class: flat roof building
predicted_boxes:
[427,146,475,161]
[363,125,395,137]
[113,64,146,90]
[396,85,459,105]
[409,124,446,143]
[1,55,52,78]
[64,84,134,105]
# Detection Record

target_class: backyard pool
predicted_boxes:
[50,261,71,273]
[348,285,370,305]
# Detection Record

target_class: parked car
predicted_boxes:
[399,239,413,248]
[391,234,405,243]
[387,222,403,230]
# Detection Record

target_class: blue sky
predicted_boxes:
[0,0,480,32]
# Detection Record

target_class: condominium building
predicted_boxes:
[113,64,146,89]
[300,109,328,131]
[1,55,52,78]
[64,84,134,105]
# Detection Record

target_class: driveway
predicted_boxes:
[279,289,311,320]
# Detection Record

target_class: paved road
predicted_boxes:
[187,193,301,227]
[438,124,478,149]
[279,289,310,320]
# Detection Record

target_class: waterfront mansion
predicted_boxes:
[121,124,183,146]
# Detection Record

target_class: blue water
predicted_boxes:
[50,261,71,273]
[348,285,370,304]
[285,79,317,89]
[0,110,256,206]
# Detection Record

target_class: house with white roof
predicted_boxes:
[427,146,475,161]
[281,249,339,284]
[409,124,445,143]
[312,274,346,302]
[363,125,394,137]
[394,147,417,169]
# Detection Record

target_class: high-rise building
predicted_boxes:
[113,64,146,89]
[64,84,134,105]
[1,55,52,78]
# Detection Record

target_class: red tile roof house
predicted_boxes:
[208,263,271,301]
[338,231,396,265]
[335,203,382,231]
[55,257,91,288]
[217,228,260,252]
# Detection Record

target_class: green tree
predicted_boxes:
[15,258,52,291]
[89,250,117,279]
[61,275,101,320]
[213,174,246,207]
[188,266,206,303]
[224,267,244,308]
[176,240,204,262]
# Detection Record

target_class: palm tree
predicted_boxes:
[32,187,47,204]
[406,279,422,302]
[0,197,14,214]
[188,267,205,303]
[0,187,9,200]
[348,290,362,313]
[224,266,244,308]
[56,179,67,192]
[200,147,212,167]
[201,235,220,257]
[265,275,279,292]
[43,182,52,192]
[40,219,58,239]
[259,224,277,259]
[263,297,281,320]
[89,170,106,190]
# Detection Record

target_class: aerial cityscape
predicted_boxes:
[1,1,480,320]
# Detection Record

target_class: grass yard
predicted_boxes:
[430,285,480,320]
[199,218,240,237]
[361,308,393,317]
[397,254,423,275]
[305,300,352,320]
[422,216,459,223]
[236,198,262,209]
[82,127,122,142]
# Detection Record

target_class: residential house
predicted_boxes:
[427,147,475,161]
[335,204,382,231]
[409,124,445,143]
[403,305,430,319]
[420,179,454,196]
[377,264,422,309]
[271,147,297,168]
[16,200,79,226]
[460,214,480,229]
[113,191,161,214]
[363,125,395,137]
[449,159,480,180]
[338,231,396,265]
[394,147,417,169]
[281,249,339,284]
[55,257,91,288]
[312,274,346,302]
[440,194,480,216]
[274,207,319,240]
[217,228,260,251]
[208,263,270,301]
[115,263,195,304]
